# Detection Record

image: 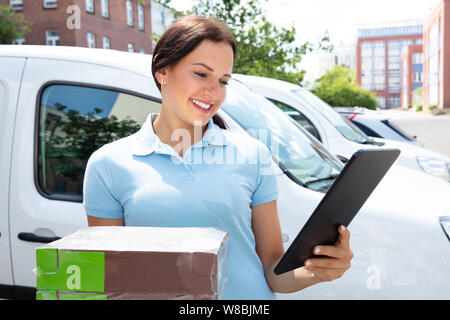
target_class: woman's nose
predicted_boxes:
[204,80,221,99]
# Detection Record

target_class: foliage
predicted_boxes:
[0,5,32,44]
[412,86,423,105]
[163,0,333,85]
[311,65,378,110]
[428,104,437,110]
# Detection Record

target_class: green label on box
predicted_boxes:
[36,291,108,300]
[36,249,105,292]
[36,291,58,300]
[59,292,108,300]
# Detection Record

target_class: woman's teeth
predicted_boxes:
[192,99,212,109]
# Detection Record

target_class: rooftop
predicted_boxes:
[0,45,153,78]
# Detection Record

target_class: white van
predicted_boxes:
[232,74,450,183]
[1,46,450,300]
[334,107,425,148]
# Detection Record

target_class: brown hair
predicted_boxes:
[151,15,236,129]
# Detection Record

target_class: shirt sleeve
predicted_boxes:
[83,149,124,219]
[250,141,279,207]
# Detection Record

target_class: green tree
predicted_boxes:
[0,5,32,44]
[164,0,332,85]
[311,65,378,110]
[412,86,423,106]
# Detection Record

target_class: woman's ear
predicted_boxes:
[155,68,168,86]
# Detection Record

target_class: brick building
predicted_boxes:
[3,0,154,53]
[356,20,424,109]
[423,0,450,110]
[400,44,423,108]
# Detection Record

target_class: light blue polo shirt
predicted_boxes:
[83,113,279,300]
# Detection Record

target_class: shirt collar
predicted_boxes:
[132,113,229,156]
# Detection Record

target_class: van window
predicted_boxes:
[268,98,322,142]
[222,80,343,191]
[37,84,161,200]
[291,89,371,144]
[351,121,382,138]
[381,119,416,141]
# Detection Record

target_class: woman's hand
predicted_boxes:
[303,225,354,282]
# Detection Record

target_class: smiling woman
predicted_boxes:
[83,15,353,300]
[152,15,235,129]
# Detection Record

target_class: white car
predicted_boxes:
[232,74,450,183]
[1,45,450,300]
[334,107,424,148]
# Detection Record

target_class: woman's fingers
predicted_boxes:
[310,226,353,259]
[303,266,347,282]
[335,225,351,248]
[312,244,354,259]
[302,225,354,283]
[304,257,351,269]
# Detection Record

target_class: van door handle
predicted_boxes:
[18,232,61,244]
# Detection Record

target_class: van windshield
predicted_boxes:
[291,88,371,144]
[221,80,343,191]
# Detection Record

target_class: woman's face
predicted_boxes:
[157,39,234,126]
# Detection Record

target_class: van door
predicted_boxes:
[9,56,162,291]
[0,57,26,295]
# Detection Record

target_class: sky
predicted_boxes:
[169,0,441,82]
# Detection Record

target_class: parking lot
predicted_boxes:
[381,109,450,158]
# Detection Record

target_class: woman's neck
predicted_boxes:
[152,107,208,157]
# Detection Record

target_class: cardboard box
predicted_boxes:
[35,226,229,300]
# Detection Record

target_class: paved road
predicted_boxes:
[380,109,450,159]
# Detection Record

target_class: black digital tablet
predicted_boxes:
[274,148,401,275]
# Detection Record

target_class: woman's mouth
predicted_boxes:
[190,98,213,113]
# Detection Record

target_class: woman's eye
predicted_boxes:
[194,72,207,78]
[195,72,228,86]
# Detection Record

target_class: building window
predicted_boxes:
[43,0,58,8]
[128,43,135,52]
[376,96,386,109]
[360,40,385,92]
[12,37,26,45]
[85,0,94,13]
[412,53,423,64]
[388,96,400,108]
[102,36,110,49]
[101,0,109,18]
[413,72,422,83]
[139,47,145,54]
[87,32,96,48]
[10,0,23,10]
[126,0,134,27]
[45,30,59,46]
[138,4,145,30]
